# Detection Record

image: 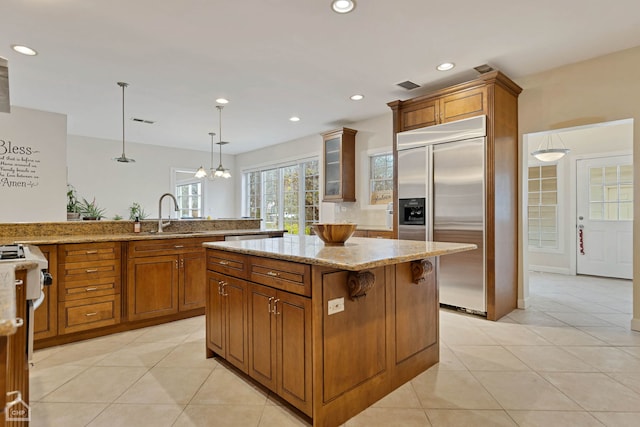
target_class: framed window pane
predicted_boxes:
[528,165,559,249]
[369,153,393,205]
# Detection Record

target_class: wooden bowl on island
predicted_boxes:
[312,223,357,246]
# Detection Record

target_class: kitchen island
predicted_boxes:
[203,235,475,427]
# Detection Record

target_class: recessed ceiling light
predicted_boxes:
[350,94,364,101]
[436,62,455,71]
[289,116,300,122]
[11,45,37,56]
[331,0,356,14]
[215,98,229,104]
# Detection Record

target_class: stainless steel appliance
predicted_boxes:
[397,115,487,314]
[0,244,51,361]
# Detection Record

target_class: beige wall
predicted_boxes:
[516,45,640,330]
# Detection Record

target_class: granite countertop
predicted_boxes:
[8,229,284,245]
[204,235,476,271]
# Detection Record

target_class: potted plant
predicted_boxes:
[129,202,148,220]
[66,184,81,221]
[78,197,106,220]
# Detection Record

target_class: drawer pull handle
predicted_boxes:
[174,245,185,248]
[268,296,274,313]
[85,250,98,254]
[14,279,23,286]
[218,260,230,266]
[85,312,98,317]
[266,271,280,277]
[85,287,98,292]
[272,299,280,315]
[14,317,24,328]
[86,269,98,273]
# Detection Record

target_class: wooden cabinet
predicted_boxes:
[34,245,58,340]
[2,269,29,427]
[58,242,121,334]
[206,270,249,373]
[396,86,487,131]
[352,229,393,239]
[322,127,357,202]
[248,283,312,414]
[127,237,220,321]
[207,253,312,415]
[388,70,522,321]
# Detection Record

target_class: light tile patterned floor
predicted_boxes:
[30,272,640,426]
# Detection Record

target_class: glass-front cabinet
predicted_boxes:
[322,127,357,202]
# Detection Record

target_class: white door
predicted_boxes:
[576,155,633,279]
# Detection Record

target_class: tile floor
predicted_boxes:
[30,272,640,426]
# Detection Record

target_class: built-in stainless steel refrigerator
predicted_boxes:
[397,116,486,314]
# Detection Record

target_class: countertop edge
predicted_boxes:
[203,237,476,271]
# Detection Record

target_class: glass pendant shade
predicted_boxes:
[531,133,569,162]
[194,166,207,178]
[214,105,231,179]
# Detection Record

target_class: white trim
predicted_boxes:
[517,298,529,309]
[632,318,640,332]
[240,153,320,174]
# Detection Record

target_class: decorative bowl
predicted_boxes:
[312,223,357,246]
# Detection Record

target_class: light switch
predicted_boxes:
[328,297,345,315]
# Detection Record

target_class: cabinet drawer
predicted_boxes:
[58,242,120,264]
[60,259,120,282]
[207,249,249,279]
[129,237,219,258]
[367,230,393,239]
[249,256,311,297]
[60,276,120,301]
[59,294,121,334]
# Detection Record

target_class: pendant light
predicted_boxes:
[531,133,570,162]
[194,132,215,179]
[214,105,231,179]
[113,82,135,163]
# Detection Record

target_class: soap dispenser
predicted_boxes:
[134,216,141,233]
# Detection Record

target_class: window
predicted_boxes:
[369,153,393,205]
[588,164,633,221]
[176,181,202,218]
[528,164,558,249]
[244,159,319,234]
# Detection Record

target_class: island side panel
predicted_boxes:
[392,258,439,388]
[311,265,393,427]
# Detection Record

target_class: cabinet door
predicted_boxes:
[248,284,277,390]
[34,245,58,340]
[322,128,357,202]
[224,276,249,374]
[179,251,206,311]
[324,136,342,199]
[127,255,178,321]
[400,99,439,130]
[206,271,226,356]
[276,290,312,415]
[439,87,486,123]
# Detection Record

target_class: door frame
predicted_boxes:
[519,118,634,310]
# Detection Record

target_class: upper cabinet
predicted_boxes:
[322,127,357,202]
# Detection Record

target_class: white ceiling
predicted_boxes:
[2,0,640,155]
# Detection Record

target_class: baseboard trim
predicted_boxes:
[517,298,529,309]
[528,265,572,275]
[631,318,640,332]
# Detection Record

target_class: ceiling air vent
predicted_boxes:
[131,117,155,124]
[396,80,420,90]
[473,64,495,74]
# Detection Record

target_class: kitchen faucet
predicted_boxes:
[158,193,179,232]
